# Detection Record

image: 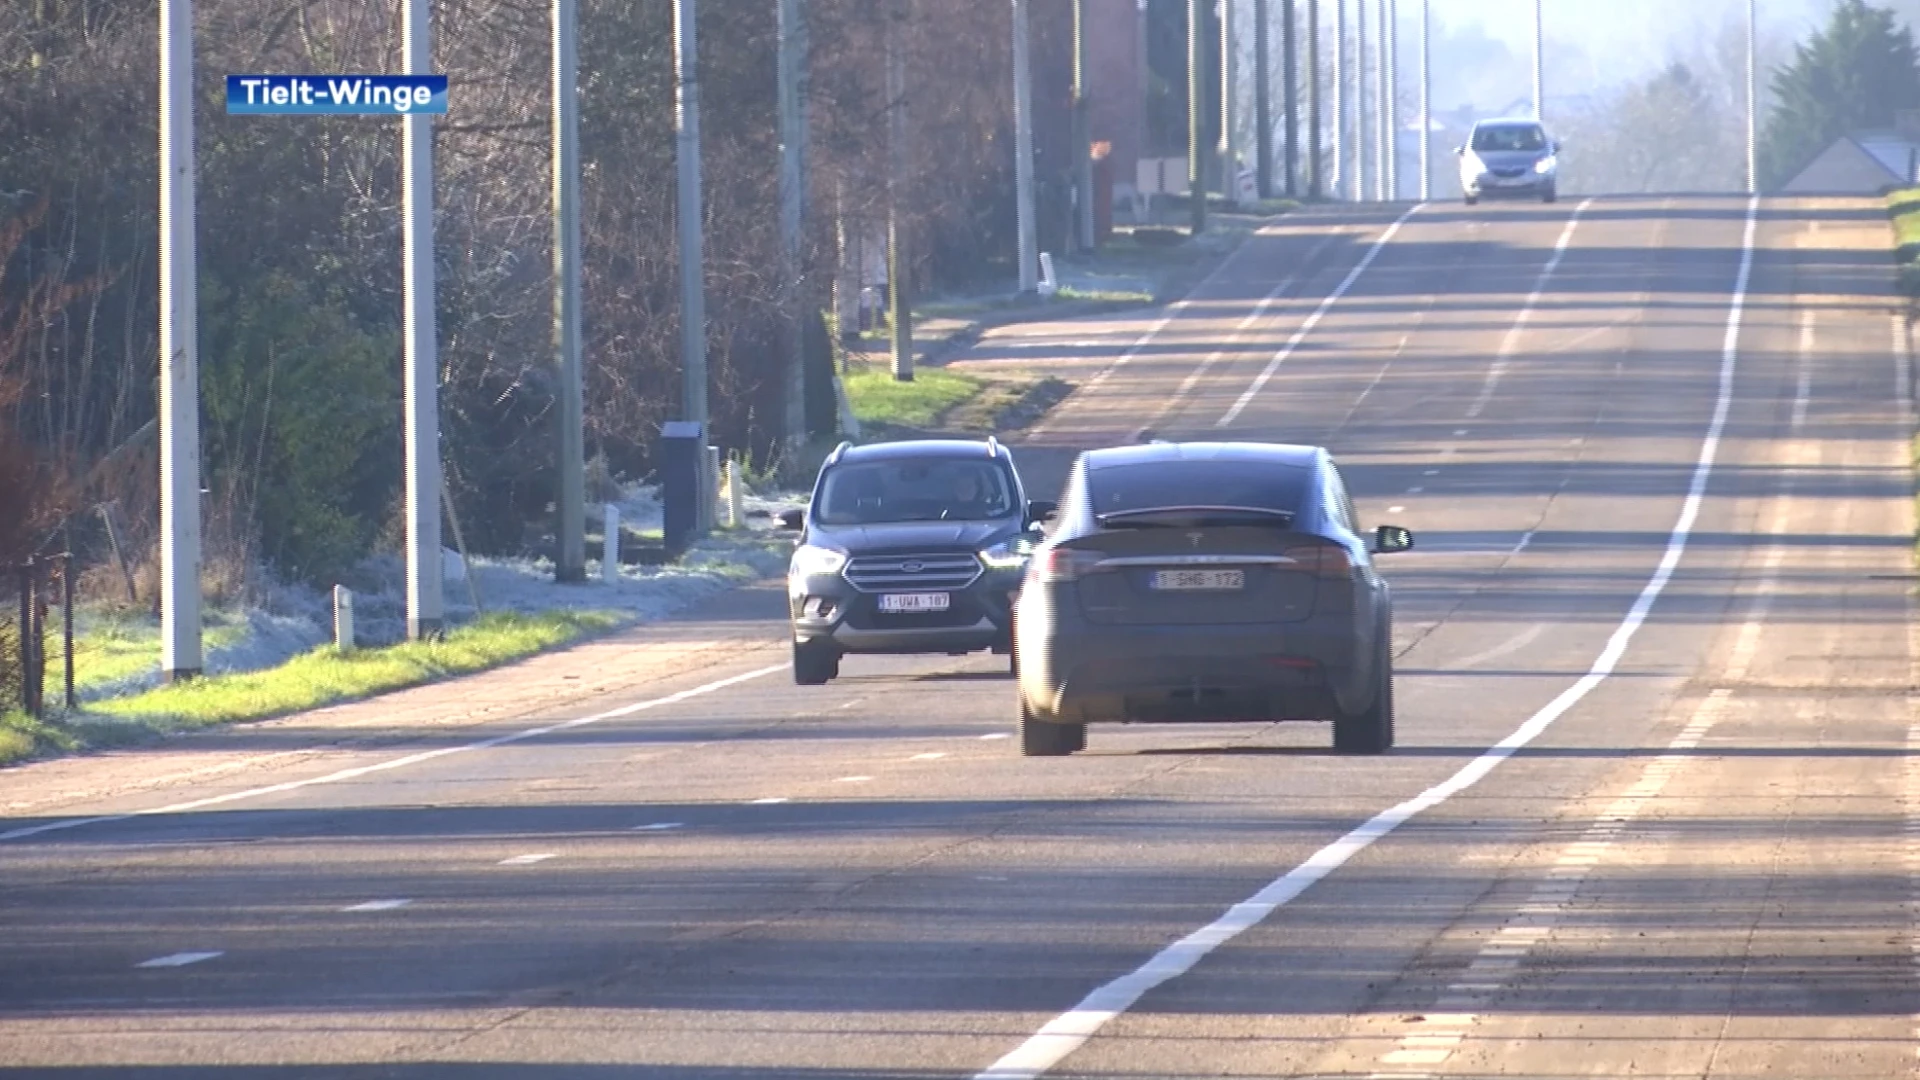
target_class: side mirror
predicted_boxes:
[1453,146,1465,156]
[1026,499,1057,524]
[1372,525,1414,554]
[778,508,806,531]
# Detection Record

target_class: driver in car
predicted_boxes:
[946,469,995,518]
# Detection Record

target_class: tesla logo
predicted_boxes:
[1187,533,1202,548]
[901,560,925,573]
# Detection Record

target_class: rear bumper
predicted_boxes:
[1017,620,1365,724]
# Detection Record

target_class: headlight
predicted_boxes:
[1534,156,1557,174]
[790,544,847,577]
[979,536,1035,570]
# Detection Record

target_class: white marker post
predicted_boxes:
[602,504,620,583]
[158,0,204,682]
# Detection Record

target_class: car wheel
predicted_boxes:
[1333,634,1394,755]
[1019,700,1082,757]
[792,638,840,685]
[1542,186,1557,204]
[1464,193,1479,205]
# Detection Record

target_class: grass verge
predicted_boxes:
[842,362,985,429]
[0,609,619,767]
[1889,186,1920,298]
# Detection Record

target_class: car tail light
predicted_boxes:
[1028,547,1105,584]
[1285,544,1355,579]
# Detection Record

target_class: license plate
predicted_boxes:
[1150,569,1245,591]
[879,592,951,613]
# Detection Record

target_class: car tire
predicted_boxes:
[792,638,840,685]
[1464,194,1479,205]
[1019,701,1082,757]
[1542,186,1557,204]
[1333,633,1394,755]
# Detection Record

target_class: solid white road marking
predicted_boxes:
[835,776,874,783]
[911,752,948,761]
[750,797,789,805]
[1388,506,1406,514]
[137,952,222,969]
[632,822,685,831]
[981,733,1012,741]
[0,664,789,843]
[1217,205,1425,427]
[498,853,556,866]
[1465,200,1593,421]
[343,899,412,912]
[972,196,1761,1080]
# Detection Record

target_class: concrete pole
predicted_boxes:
[1219,0,1236,198]
[1189,0,1208,232]
[1330,0,1343,198]
[552,0,585,583]
[1353,0,1367,200]
[1307,0,1321,199]
[1419,0,1431,200]
[1013,0,1038,292]
[1374,0,1388,200]
[1532,0,1544,122]
[1746,0,1758,194]
[401,0,443,639]
[1072,0,1095,251]
[1255,0,1272,199]
[1282,0,1298,198]
[673,0,713,528]
[1385,0,1398,199]
[887,3,914,379]
[158,0,202,680]
[778,0,808,447]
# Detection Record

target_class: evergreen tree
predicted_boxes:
[1760,0,1920,189]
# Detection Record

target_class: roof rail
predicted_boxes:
[986,435,1003,458]
[826,440,853,466]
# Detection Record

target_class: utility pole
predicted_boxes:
[887,1,914,379]
[552,0,585,583]
[1331,0,1343,198]
[1532,0,1544,123]
[1354,0,1367,200]
[1072,0,1095,251]
[1282,0,1298,198]
[1419,0,1431,200]
[673,0,713,524]
[778,0,809,448]
[1013,0,1038,293]
[1189,0,1208,233]
[1746,0,1758,194]
[1307,0,1321,199]
[159,0,202,679]
[1385,0,1398,199]
[401,0,443,639]
[1220,0,1237,201]
[1255,0,1272,199]
[1375,0,1390,200]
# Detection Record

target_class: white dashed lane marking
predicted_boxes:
[343,899,412,912]
[136,952,222,969]
[498,853,557,866]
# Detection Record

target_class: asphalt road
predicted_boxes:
[0,194,1913,1079]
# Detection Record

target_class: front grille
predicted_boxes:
[1490,166,1527,178]
[844,552,982,592]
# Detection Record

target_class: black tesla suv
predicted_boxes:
[780,437,1055,685]
[1012,441,1413,756]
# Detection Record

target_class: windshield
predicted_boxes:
[1471,124,1549,153]
[1087,460,1314,520]
[814,458,1017,524]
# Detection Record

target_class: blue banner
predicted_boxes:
[227,75,448,115]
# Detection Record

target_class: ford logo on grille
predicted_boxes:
[900,560,925,573]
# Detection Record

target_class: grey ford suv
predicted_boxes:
[781,438,1054,685]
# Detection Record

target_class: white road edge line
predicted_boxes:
[1465,200,1593,421]
[498,853,556,866]
[1216,204,1425,428]
[0,663,790,843]
[343,899,412,912]
[136,951,222,969]
[973,195,1761,1080]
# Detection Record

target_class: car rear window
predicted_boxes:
[1086,460,1314,518]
